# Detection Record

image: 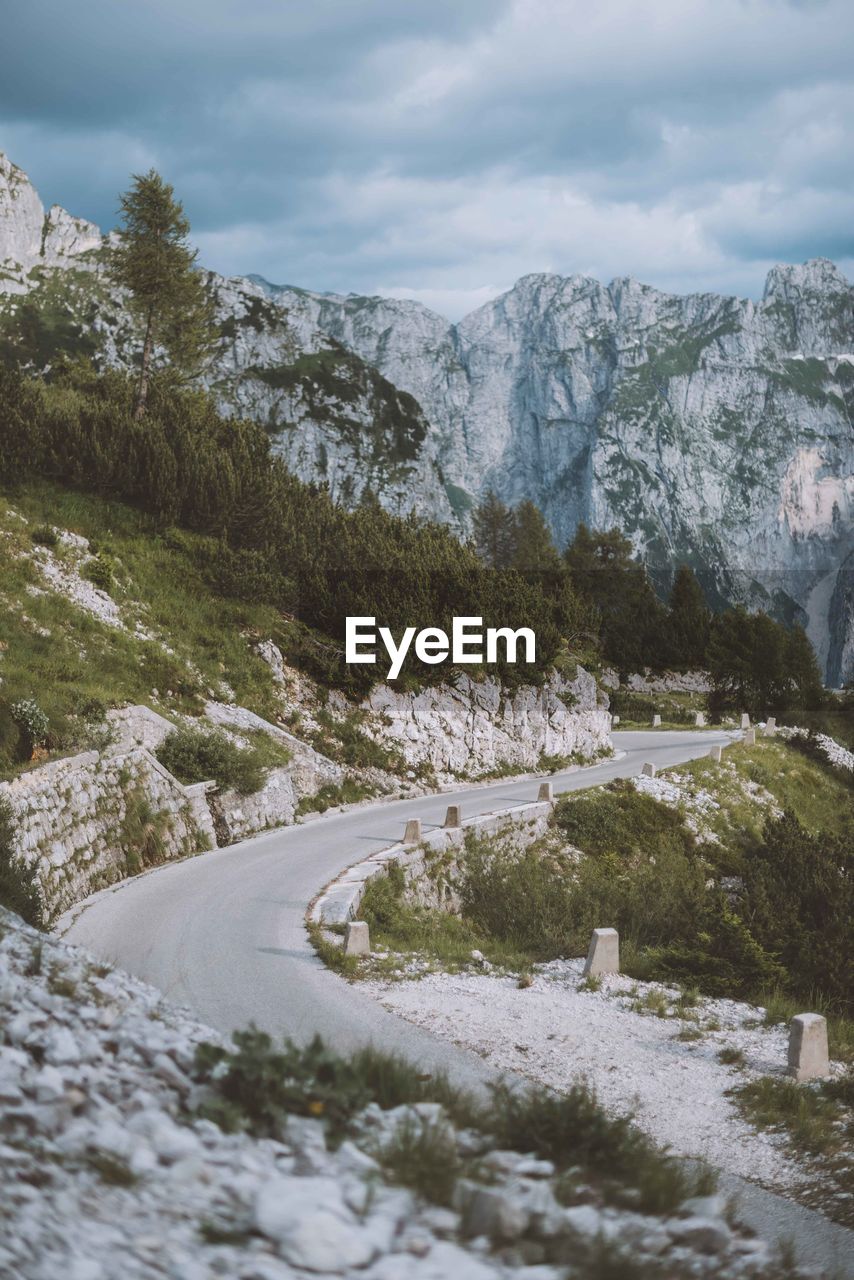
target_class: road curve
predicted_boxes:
[58,730,854,1275]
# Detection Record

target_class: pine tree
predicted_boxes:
[472,490,515,568]
[563,524,666,671]
[786,625,824,709]
[511,499,561,572]
[667,565,711,668]
[111,170,215,419]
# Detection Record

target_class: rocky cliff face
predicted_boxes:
[255,266,854,681]
[362,666,610,778]
[2,153,852,680]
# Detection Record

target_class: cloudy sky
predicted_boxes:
[3,0,853,318]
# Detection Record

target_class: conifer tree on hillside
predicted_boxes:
[111,171,215,419]
[667,565,711,668]
[511,499,561,572]
[786,625,824,708]
[472,490,515,568]
[563,524,666,671]
[707,606,824,719]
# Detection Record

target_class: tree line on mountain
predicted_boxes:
[0,362,589,691]
[472,490,825,719]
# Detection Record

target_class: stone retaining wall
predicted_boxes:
[0,747,212,920]
[311,795,554,927]
[2,703,344,920]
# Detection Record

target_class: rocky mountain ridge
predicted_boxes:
[1,152,852,681]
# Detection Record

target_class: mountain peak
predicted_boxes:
[762,257,851,303]
[0,152,102,292]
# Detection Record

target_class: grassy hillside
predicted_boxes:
[0,364,586,694]
[0,482,291,772]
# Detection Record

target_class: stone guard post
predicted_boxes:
[583,928,620,977]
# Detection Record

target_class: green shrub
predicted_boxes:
[461,786,791,998]
[0,702,24,771]
[192,1029,470,1145]
[554,781,694,862]
[359,863,492,967]
[0,796,42,927]
[83,553,114,593]
[30,524,58,547]
[294,777,374,817]
[459,835,578,957]
[120,786,170,875]
[10,698,49,757]
[487,1081,715,1214]
[633,899,784,998]
[312,710,404,773]
[742,813,853,1014]
[157,725,266,794]
[191,1030,713,1215]
[373,1116,461,1206]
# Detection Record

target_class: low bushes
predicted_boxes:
[192,1029,470,1146]
[553,782,694,862]
[294,777,374,817]
[488,1081,715,1214]
[742,813,852,1014]
[342,748,852,1017]
[10,698,49,759]
[359,862,503,968]
[192,1029,714,1213]
[460,779,851,1009]
[156,725,289,794]
[608,691,696,726]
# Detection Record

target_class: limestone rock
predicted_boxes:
[254,1174,387,1270]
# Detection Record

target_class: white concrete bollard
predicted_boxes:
[444,805,462,828]
[403,818,422,844]
[652,714,661,727]
[537,781,554,803]
[741,713,750,729]
[612,714,620,725]
[641,762,656,777]
[743,728,756,746]
[583,928,620,977]
[787,1014,829,1082]
[708,744,722,762]
[343,921,370,957]
[694,712,706,727]
[763,717,777,737]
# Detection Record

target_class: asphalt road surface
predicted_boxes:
[59,730,854,1275]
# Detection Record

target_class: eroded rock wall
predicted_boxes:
[362,666,610,778]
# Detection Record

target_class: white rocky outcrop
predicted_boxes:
[0,908,810,1278]
[363,667,610,779]
[776,725,854,772]
[0,154,99,291]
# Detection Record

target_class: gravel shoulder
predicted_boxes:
[362,962,835,1194]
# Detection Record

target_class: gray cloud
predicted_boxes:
[2,0,853,318]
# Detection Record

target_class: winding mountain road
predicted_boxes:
[58,730,854,1275]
